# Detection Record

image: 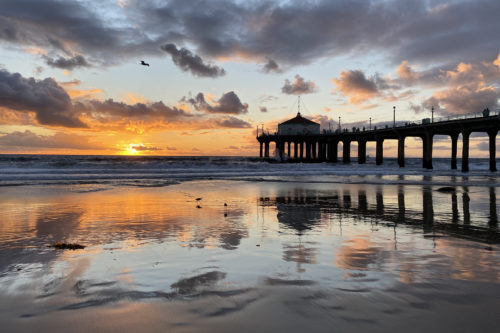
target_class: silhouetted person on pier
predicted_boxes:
[140,60,150,66]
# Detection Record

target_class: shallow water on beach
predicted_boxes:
[0,180,499,332]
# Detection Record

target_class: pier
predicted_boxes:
[257,111,500,172]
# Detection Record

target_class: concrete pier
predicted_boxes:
[257,114,499,172]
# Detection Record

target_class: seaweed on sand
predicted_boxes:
[52,242,85,250]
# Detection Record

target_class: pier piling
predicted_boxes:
[376,139,384,165]
[488,130,497,172]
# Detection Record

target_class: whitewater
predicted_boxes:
[0,154,498,187]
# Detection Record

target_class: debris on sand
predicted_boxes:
[437,186,456,192]
[195,198,202,201]
[196,205,202,209]
[52,242,85,250]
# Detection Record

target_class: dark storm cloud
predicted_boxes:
[281,75,317,95]
[161,43,226,77]
[132,0,500,67]
[2,0,499,69]
[0,69,86,127]
[187,91,248,114]
[0,0,160,65]
[44,55,90,70]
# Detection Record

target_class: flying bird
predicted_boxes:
[140,60,150,67]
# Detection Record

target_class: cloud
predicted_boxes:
[259,106,268,112]
[311,114,337,130]
[75,99,189,120]
[397,61,418,85]
[33,66,44,75]
[494,54,500,68]
[281,75,317,95]
[44,54,90,70]
[186,91,248,114]
[403,57,500,115]
[130,144,162,151]
[0,69,251,131]
[0,0,159,65]
[58,79,103,100]
[332,70,383,104]
[476,141,490,151]
[161,43,226,77]
[258,95,278,103]
[1,0,500,71]
[422,84,499,115]
[0,69,86,127]
[0,130,105,150]
[262,58,281,73]
[210,116,251,128]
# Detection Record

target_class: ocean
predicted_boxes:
[0,154,498,187]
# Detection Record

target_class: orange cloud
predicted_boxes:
[332,70,380,104]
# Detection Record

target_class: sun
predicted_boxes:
[121,143,142,155]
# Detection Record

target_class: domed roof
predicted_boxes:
[279,112,319,126]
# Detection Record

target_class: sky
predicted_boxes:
[0,0,499,157]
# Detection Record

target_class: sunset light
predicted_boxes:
[124,144,142,156]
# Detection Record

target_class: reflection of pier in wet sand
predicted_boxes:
[261,185,499,244]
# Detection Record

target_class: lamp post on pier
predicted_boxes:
[393,106,396,128]
[369,117,371,130]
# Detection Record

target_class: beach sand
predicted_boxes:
[0,180,499,332]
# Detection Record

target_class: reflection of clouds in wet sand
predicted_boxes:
[336,236,385,272]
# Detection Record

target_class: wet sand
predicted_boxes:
[0,180,499,332]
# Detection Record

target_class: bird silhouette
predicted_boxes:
[140,60,150,66]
